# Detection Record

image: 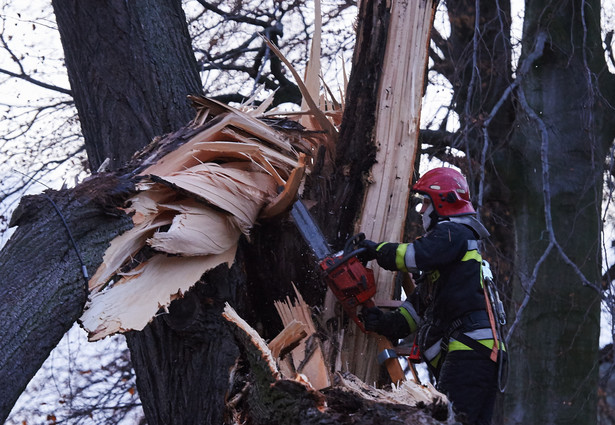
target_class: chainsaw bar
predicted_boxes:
[290,201,331,261]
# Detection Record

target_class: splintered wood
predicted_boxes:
[274,285,331,390]
[349,0,436,384]
[334,372,448,411]
[222,301,448,412]
[222,303,281,382]
[80,3,342,340]
[81,98,316,341]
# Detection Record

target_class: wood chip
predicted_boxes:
[268,319,308,360]
[274,285,331,389]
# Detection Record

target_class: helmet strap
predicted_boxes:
[422,203,438,232]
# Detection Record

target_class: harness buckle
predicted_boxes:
[377,349,398,365]
[440,337,449,354]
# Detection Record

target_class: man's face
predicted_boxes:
[419,196,432,215]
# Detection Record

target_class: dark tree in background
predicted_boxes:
[426,1,615,423]
[500,0,614,421]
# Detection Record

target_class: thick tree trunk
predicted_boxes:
[0,178,133,422]
[52,0,202,172]
[500,0,615,422]
[125,259,246,425]
[51,2,241,423]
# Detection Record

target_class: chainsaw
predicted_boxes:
[290,200,376,332]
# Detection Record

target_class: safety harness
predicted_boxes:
[455,240,504,362]
[445,241,508,391]
[399,240,507,379]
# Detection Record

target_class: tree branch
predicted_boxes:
[603,262,615,289]
[0,67,72,96]
[477,31,547,207]
[195,0,271,28]
[0,29,71,96]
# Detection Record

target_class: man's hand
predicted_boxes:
[357,238,379,263]
[361,306,412,341]
[362,306,384,332]
[358,238,403,272]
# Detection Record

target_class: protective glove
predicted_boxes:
[362,306,384,332]
[373,242,401,271]
[361,306,411,341]
[357,238,379,263]
[357,237,404,271]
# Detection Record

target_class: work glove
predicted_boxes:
[357,238,379,263]
[372,242,401,271]
[358,239,403,271]
[362,306,384,332]
[361,306,411,341]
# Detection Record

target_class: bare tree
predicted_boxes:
[6,327,142,425]
[420,1,615,423]
[0,2,84,238]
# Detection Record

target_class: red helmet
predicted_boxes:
[412,167,475,216]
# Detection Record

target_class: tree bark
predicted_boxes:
[0,177,133,422]
[51,1,243,423]
[52,0,202,172]
[500,0,615,422]
[125,259,246,425]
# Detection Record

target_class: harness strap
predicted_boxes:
[482,268,500,362]
[467,240,500,363]
[450,331,496,358]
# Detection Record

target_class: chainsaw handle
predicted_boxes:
[321,233,368,276]
[323,247,367,275]
[343,232,366,254]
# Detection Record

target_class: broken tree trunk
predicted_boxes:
[71,94,333,424]
[79,97,314,341]
[318,0,436,384]
[222,303,452,425]
[1,1,442,423]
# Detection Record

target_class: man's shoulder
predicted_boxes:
[433,220,472,234]
[420,221,474,247]
[434,219,483,240]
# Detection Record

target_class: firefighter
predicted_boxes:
[359,167,502,425]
